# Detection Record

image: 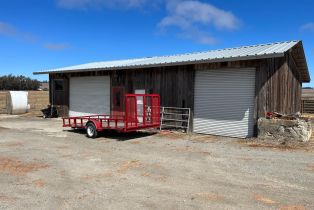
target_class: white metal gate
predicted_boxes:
[69,76,110,117]
[193,68,256,138]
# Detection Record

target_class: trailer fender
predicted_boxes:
[86,120,103,131]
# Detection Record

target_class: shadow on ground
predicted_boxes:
[65,129,157,141]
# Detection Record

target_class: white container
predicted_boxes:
[7,91,30,114]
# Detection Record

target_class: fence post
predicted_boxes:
[186,108,191,133]
[160,106,164,131]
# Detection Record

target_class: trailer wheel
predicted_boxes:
[86,122,98,138]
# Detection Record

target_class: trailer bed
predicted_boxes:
[62,94,160,136]
[63,114,160,132]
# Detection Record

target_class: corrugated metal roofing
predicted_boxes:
[33,40,302,75]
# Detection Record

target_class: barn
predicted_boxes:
[33,40,310,138]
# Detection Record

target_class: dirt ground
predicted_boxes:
[0,115,313,210]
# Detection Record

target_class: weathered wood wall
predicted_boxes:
[255,52,301,117]
[112,65,195,129]
[49,74,69,117]
[111,65,195,109]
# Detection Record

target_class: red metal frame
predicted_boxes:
[62,94,160,132]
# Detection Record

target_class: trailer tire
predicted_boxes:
[86,122,98,138]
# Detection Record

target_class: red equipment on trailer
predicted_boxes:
[62,94,160,138]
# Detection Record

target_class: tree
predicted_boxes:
[0,74,40,90]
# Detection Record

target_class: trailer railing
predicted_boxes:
[62,94,161,133]
[124,94,160,131]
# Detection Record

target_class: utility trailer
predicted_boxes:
[62,94,160,138]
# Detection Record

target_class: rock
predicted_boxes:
[258,118,312,143]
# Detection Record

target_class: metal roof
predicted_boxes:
[33,40,310,82]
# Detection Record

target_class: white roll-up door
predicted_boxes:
[193,68,256,138]
[69,76,110,117]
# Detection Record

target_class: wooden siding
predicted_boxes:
[49,74,69,117]
[111,65,195,108]
[111,65,195,130]
[255,52,301,117]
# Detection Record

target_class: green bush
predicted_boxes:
[0,74,40,90]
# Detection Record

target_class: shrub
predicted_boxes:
[0,74,40,90]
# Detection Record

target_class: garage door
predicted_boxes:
[193,68,255,138]
[69,76,110,117]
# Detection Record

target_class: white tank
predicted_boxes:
[7,91,30,114]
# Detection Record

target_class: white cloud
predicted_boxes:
[44,43,70,51]
[0,21,37,42]
[176,27,216,44]
[56,0,240,45]
[160,1,239,30]
[0,21,68,51]
[301,22,314,32]
[0,22,17,36]
[158,0,240,44]
[57,0,150,9]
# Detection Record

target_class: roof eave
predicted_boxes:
[291,41,311,83]
[33,53,285,75]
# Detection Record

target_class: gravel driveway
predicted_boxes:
[0,116,313,210]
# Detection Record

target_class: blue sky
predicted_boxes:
[0,0,313,86]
